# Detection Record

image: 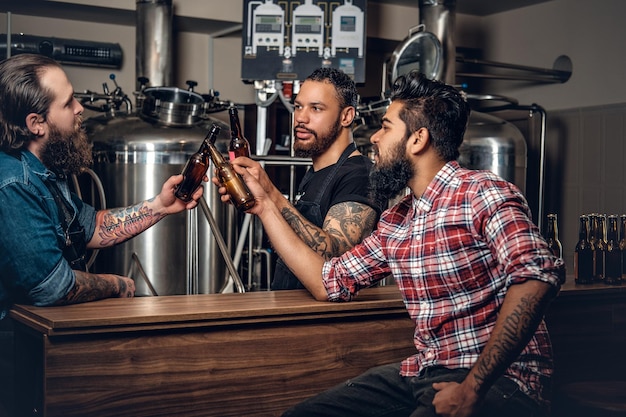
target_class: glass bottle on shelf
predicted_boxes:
[574,215,594,284]
[545,213,565,284]
[545,213,563,259]
[620,214,626,280]
[594,214,607,282]
[588,213,598,278]
[206,124,256,211]
[228,106,251,160]
[604,214,622,285]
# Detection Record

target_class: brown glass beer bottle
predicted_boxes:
[604,214,622,285]
[594,214,607,282]
[574,215,594,284]
[228,106,251,160]
[620,214,626,280]
[206,124,255,211]
[545,213,564,284]
[175,128,214,202]
[545,213,563,258]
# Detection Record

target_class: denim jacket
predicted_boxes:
[0,150,96,319]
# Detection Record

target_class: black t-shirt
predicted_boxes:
[295,154,378,227]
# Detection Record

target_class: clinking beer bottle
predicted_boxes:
[206,124,256,211]
[175,128,213,202]
[574,215,594,284]
[228,106,251,160]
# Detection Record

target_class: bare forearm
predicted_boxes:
[54,270,135,305]
[90,197,167,248]
[465,280,556,397]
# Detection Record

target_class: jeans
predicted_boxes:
[282,363,544,417]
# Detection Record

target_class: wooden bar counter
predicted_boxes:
[9,278,626,417]
[9,286,415,417]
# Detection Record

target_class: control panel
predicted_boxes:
[242,0,367,83]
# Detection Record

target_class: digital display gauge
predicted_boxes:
[291,2,325,56]
[247,1,285,56]
[331,0,364,57]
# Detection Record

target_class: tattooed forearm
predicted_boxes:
[324,203,377,256]
[56,271,130,305]
[97,200,166,246]
[472,292,546,394]
[279,201,377,260]
[281,207,329,255]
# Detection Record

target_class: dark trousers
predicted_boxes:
[282,363,544,417]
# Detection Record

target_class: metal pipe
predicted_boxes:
[6,12,11,58]
[456,57,572,83]
[419,0,456,84]
[198,196,246,293]
[136,0,173,89]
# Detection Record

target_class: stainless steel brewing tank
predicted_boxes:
[85,114,234,296]
[458,111,527,194]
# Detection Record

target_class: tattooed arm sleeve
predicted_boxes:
[54,270,136,305]
[87,197,167,249]
[280,201,377,260]
[465,279,557,398]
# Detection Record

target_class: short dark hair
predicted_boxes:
[390,70,470,161]
[0,54,62,152]
[305,67,359,109]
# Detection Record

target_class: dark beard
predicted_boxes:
[368,143,414,209]
[40,120,93,175]
[293,116,342,158]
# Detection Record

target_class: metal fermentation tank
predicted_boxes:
[83,0,236,295]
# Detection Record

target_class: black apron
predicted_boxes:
[44,178,88,272]
[271,143,357,290]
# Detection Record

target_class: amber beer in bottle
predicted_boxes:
[228,106,251,160]
[605,214,622,285]
[574,215,594,284]
[175,128,215,202]
[206,124,256,211]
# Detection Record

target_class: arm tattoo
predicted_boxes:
[56,271,124,304]
[472,293,545,393]
[281,207,329,256]
[280,202,377,260]
[97,198,166,246]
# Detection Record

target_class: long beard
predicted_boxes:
[368,142,414,209]
[40,119,93,175]
[293,116,342,158]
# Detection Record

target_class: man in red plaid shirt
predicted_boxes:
[222,71,565,417]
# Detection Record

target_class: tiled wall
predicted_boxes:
[545,103,626,274]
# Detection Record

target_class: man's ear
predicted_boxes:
[340,106,356,127]
[25,113,46,137]
[407,127,429,155]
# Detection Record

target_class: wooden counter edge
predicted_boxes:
[9,286,410,336]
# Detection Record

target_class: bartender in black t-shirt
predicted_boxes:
[221,67,381,289]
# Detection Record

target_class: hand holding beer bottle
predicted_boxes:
[206,124,256,211]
